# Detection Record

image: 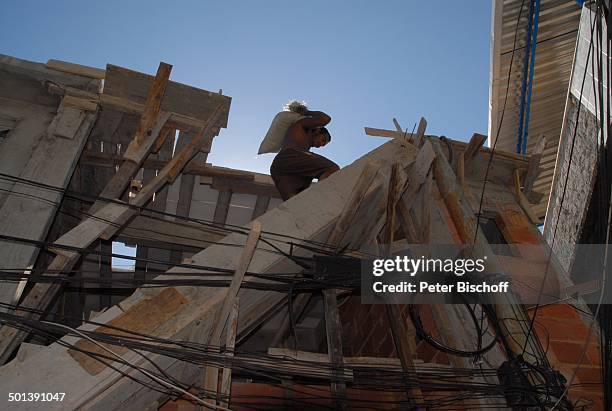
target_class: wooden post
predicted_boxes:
[429,137,539,359]
[251,195,271,220]
[412,117,427,147]
[383,164,425,407]
[514,169,542,225]
[90,62,172,213]
[219,299,239,409]
[323,162,379,410]
[213,191,232,227]
[202,221,262,407]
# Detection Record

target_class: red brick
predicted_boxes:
[575,366,603,386]
[538,304,582,321]
[550,341,588,364]
[587,344,602,366]
[536,317,589,341]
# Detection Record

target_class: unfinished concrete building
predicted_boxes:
[0,52,603,409]
[0,1,609,409]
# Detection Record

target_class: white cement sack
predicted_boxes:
[258,111,305,154]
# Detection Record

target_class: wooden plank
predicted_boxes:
[463,133,487,164]
[131,105,224,205]
[211,176,280,198]
[327,162,378,246]
[203,221,262,406]
[219,299,239,409]
[364,127,416,141]
[120,215,226,250]
[103,64,231,127]
[267,348,405,369]
[429,138,539,359]
[92,63,173,212]
[514,169,542,225]
[133,62,172,146]
[385,305,425,405]
[134,167,157,282]
[0,102,97,311]
[251,196,271,220]
[98,94,210,132]
[81,151,256,181]
[420,172,433,243]
[169,131,200,265]
[392,118,402,132]
[46,59,106,79]
[46,105,86,140]
[213,190,232,226]
[457,152,465,186]
[322,288,346,410]
[413,117,427,147]
[381,163,401,254]
[68,288,188,375]
[381,162,424,406]
[398,140,436,212]
[323,162,380,410]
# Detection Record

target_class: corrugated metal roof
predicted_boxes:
[488,0,582,217]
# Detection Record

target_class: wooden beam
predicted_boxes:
[219,299,239,409]
[211,176,280,198]
[91,62,173,213]
[420,172,433,243]
[381,163,401,253]
[213,191,232,226]
[413,117,427,147]
[103,64,231,128]
[398,141,436,212]
[365,127,421,141]
[118,215,226,250]
[429,137,540,359]
[514,169,542,225]
[382,163,425,406]
[392,118,402,132]
[46,59,106,79]
[81,151,256,182]
[203,221,262,406]
[251,196,271,220]
[0,97,98,311]
[463,133,487,164]
[323,162,380,409]
[99,94,210,132]
[327,162,378,246]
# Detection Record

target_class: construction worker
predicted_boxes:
[265,101,340,200]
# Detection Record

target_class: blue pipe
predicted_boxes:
[517,0,535,153]
[521,0,541,154]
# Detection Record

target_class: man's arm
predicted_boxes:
[296,110,331,128]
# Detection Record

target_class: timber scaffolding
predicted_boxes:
[0,55,604,410]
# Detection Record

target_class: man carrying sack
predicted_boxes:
[259,100,339,200]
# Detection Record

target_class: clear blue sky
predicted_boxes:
[1,0,492,174]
